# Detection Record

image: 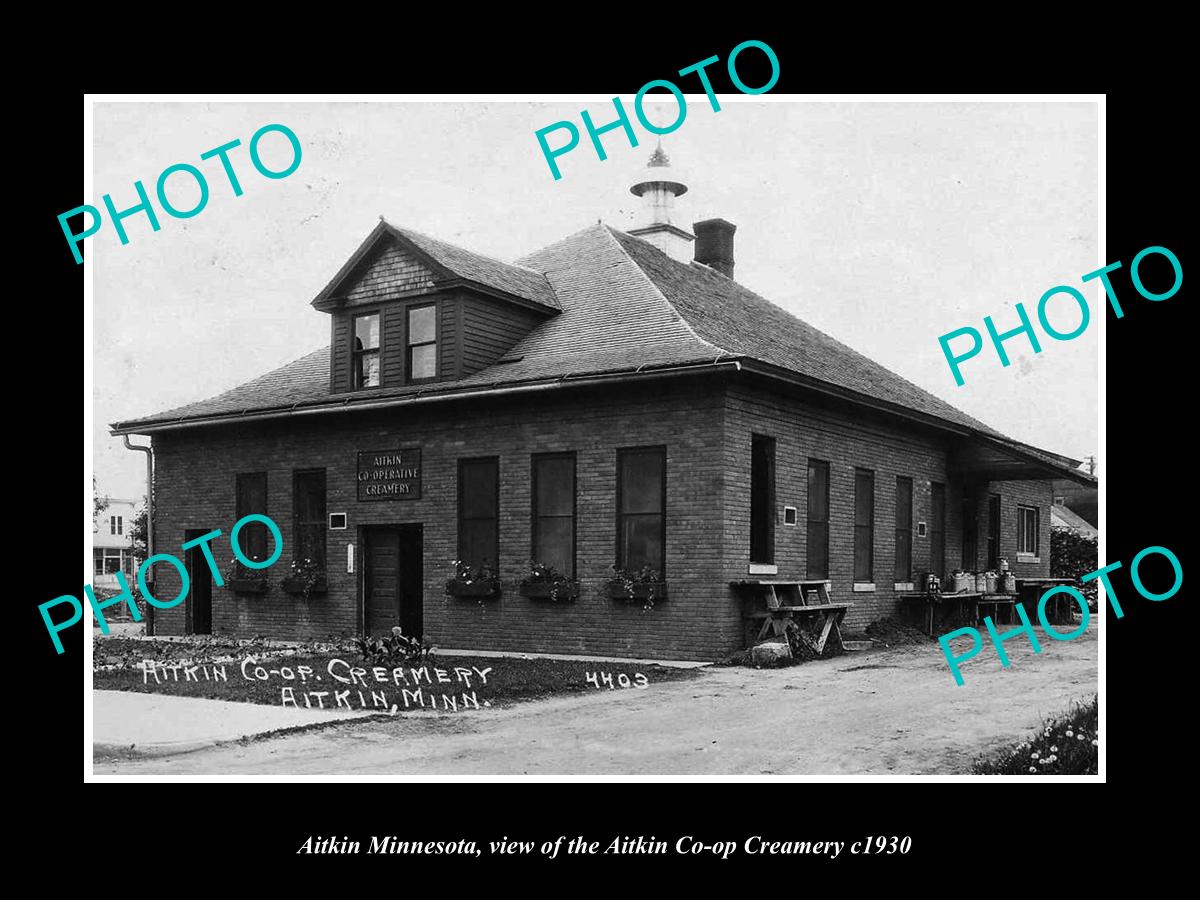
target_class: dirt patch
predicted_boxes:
[865,616,932,647]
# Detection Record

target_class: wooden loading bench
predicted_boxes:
[897,591,1020,636]
[731,579,852,653]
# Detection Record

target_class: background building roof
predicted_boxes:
[1051,504,1098,538]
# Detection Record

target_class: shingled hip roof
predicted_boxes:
[111,222,1097,488]
[393,224,560,311]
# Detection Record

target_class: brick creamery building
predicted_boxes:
[111,150,1095,661]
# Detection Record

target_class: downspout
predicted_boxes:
[122,435,155,636]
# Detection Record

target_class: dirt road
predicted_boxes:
[95,626,1098,776]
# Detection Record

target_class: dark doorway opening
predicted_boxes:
[363,525,424,639]
[931,482,946,580]
[750,435,776,565]
[184,528,212,635]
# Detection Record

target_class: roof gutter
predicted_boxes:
[110,358,744,436]
[121,435,155,636]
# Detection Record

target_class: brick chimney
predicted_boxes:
[693,218,736,279]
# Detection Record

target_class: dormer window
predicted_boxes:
[407,304,437,381]
[352,313,380,389]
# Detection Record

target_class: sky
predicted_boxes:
[91,99,1098,501]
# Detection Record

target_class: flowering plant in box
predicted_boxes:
[519,561,578,602]
[285,558,327,601]
[604,564,666,614]
[444,559,501,603]
[222,556,270,593]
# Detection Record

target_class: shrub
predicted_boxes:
[973,695,1098,775]
[1051,529,1099,610]
[353,627,433,667]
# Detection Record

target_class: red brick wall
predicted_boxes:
[983,479,1053,579]
[718,381,1053,631]
[146,372,1055,659]
[149,377,733,660]
[722,381,963,629]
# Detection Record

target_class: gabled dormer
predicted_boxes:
[312,220,560,394]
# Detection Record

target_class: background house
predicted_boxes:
[1051,502,1098,539]
[93,498,140,588]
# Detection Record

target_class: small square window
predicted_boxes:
[783,506,798,526]
[917,522,927,537]
[329,512,348,530]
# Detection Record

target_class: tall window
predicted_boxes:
[894,476,913,582]
[854,469,875,582]
[407,304,437,381]
[532,453,576,577]
[930,482,946,580]
[987,494,1002,569]
[806,459,830,579]
[750,435,776,565]
[352,313,380,389]
[459,458,499,569]
[617,447,665,575]
[293,469,326,567]
[236,472,269,564]
[110,515,123,535]
[1018,505,1039,555]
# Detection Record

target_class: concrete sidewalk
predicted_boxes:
[93,690,380,759]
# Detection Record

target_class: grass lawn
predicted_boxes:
[93,638,698,711]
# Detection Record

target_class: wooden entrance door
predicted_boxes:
[363,525,423,639]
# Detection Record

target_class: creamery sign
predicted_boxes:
[357,448,422,501]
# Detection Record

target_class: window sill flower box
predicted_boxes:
[446,581,502,600]
[226,578,269,594]
[519,581,580,602]
[445,560,501,601]
[607,582,668,602]
[281,576,328,595]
